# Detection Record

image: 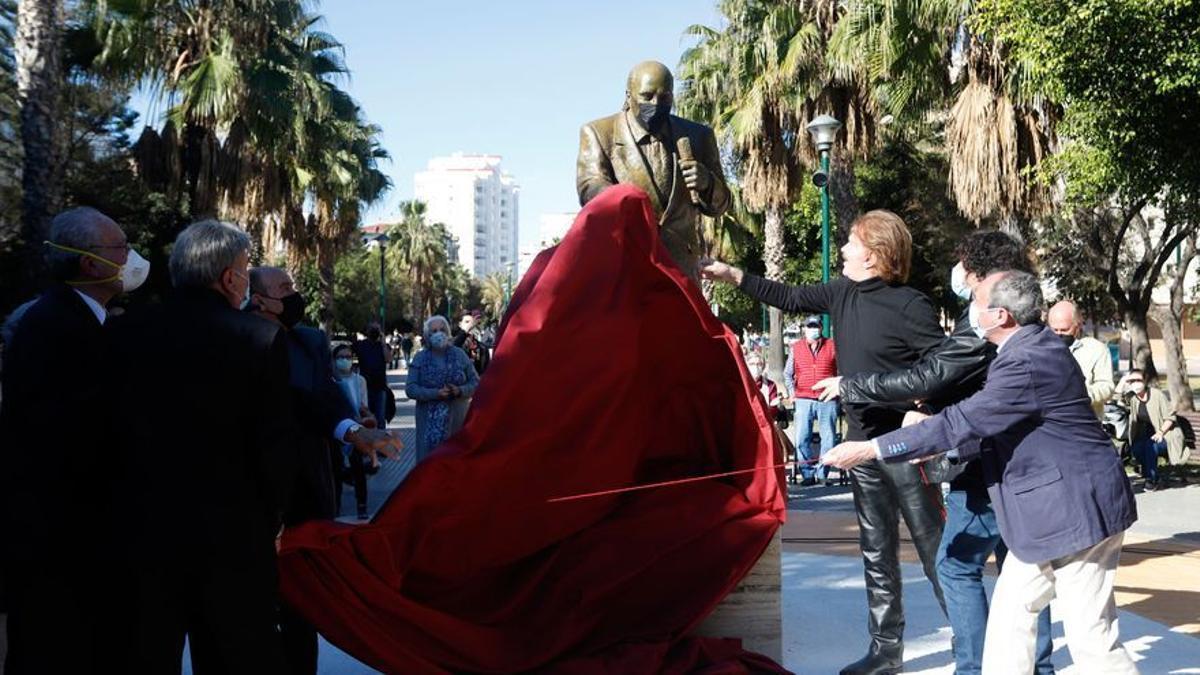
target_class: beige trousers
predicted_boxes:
[982,532,1138,674]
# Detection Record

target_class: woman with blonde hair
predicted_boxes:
[702,209,948,675]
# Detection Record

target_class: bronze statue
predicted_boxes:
[577,61,731,280]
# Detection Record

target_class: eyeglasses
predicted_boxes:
[93,242,131,252]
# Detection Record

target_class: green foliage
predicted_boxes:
[856,134,976,314]
[977,0,1200,206]
[293,249,410,336]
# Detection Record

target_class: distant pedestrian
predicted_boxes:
[400,331,414,367]
[354,322,391,427]
[784,315,838,485]
[406,315,479,462]
[332,343,373,518]
[1120,369,1189,490]
[1048,300,1115,420]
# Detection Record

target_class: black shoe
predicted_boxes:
[824,478,835,487]
[839,650,903,675]
[1144,480,1158,491]
[801,477,817,486]
[356,508,369,520]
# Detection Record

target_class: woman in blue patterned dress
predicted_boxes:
[405,315,480,462]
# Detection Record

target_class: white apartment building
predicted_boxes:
[414,153,520,279]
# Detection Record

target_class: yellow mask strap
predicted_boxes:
[44,241,121,285]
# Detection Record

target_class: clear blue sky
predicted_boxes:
[314,0,724,247]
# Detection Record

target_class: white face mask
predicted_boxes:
[1130,381,1146,394]
[968,302,1000,339]
[46,241,150,293]
[804,327,821,340]
[747,365,763,381]
[950,262,972,301]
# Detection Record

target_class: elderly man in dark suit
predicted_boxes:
[825,270,1138,674]
[0,207,147,673]
[576,60,730,281]
[249,265,401,674]
[106,222,400,673]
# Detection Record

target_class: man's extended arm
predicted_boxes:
[873,352,1040,463]
[840,334,992,406]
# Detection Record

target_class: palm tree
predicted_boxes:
[15,0,65,294]
[480,272,508,322]
[680,0,877,376]
[392,201,449,325]
[829,0,1055,229]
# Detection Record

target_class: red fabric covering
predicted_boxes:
[278,185,790,674]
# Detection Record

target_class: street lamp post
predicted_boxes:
[806,114,841,338]
[366,232,389,331]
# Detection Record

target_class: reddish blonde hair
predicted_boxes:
[852,210,912,283]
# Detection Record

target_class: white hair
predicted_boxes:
[169,220,250,289]
[422,315,450,341]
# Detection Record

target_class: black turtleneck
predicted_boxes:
[740,273,945,440]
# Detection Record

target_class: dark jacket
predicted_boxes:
[0,285,109,562]
[286,325,356,523]
[353,338,388,393]
[839,308,994,488]
[106,288,298,567]
[876,324,1137,562]
[739,274,944,441]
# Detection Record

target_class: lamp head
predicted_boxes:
[806,114,842,152]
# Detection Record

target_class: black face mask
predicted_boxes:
[1059,333,1076,348]
[274,292,306,329]
[636,101,670,131]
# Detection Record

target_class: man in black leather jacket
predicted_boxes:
[825,231,1055,675]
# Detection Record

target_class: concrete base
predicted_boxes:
[692,529,784,663]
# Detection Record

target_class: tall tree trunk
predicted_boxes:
[16,0,64,295]
[829,154,859,244]
[1150,235,1197,411]
[1123,305,1157,381]
[763,206,786,383]
[316,239,336,335]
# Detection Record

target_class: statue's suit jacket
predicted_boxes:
[577,112,730,280]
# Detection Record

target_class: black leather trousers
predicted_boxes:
[850,458,947,657]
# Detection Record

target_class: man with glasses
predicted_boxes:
[0,207,148,673]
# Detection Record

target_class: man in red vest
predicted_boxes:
[785,315,839,485]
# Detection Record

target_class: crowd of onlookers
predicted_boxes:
[0,206,495,674]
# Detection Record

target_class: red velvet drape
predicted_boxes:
[279,186,789,674]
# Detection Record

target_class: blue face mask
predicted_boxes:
[429,332,448,350]
[334,357,353,372]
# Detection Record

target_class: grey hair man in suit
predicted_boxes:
[1,207,146,673]
[576,60,731,281]
[824,270,1138,674]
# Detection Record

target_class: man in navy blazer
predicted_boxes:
[825,270,1138,674]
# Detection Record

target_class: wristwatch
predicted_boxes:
[346,423,363,439]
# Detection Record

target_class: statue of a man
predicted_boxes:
[577,61,731,280]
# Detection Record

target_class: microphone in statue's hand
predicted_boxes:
[677,137,707,201]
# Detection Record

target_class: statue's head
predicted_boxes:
[624,61,674,132]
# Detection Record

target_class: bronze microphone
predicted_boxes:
[677,136,701,206]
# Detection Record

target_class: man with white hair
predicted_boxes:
[0,206,147,673]
[1047,300,1114,420]
[106,221,400,672]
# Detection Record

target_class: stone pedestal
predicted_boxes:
[692,529,783,662]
